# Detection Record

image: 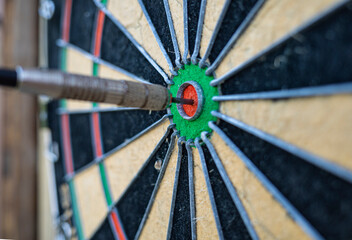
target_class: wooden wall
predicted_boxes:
[0,0,38,239]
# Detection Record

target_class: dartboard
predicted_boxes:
[45,0,352,239]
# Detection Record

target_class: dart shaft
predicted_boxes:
[171,97,194,105]
[3,68,170,110]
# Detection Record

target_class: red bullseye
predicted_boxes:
[182,85,198,117]
[176,81,204,121]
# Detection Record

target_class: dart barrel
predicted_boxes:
[17,68,170,110]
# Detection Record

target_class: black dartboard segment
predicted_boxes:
[48,0,62,69]
[100,17,165,85]
[201,145,252,240]
[221,4,352,95]
[218,120,352,239]
[208,0,260,63]
[91,217,116,240]
[99,110,166,153]
[69,113,95,171]
[187,0,202,56]
[47,101,66,215]
[139,0,176,67]
[69,0,97,52]
[115,131,173,240]
[169,144,192,240]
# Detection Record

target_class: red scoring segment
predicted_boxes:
[62,0,72,42]
[94,10,105,57]
[182,84,198,117]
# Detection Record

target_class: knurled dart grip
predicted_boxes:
[17,68,170,110]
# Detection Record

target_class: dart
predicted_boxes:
[0,67,194,110]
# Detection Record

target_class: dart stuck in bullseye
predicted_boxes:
[0,67,194,111]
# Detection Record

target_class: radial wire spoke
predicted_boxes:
[201,132,259,240]
[137,0,177,74]
[137,133,179,239]
[131,132,176,239]
[208,122,324,240]
[212,111,352,183]
[110,124,175,205]
[213,83,352,101]
[191,0,207,64]
[166,137,183,239]
[163,0,182,68]
[63,115,170,180]
[212,0,350,86]
[57,106,141,115]
[200,0,264,69]
[214,119,352,239]
[195,138,224,240]
[99,111,168,153]
[57,40,152,85]
[93,0,172,84]
[216,3,352,90]
[205,0,265,74]
[167,137,193,239]
[198,0,231,68]
[104,0,172,77]
[89,125,173,239]
[182,0,189,64]
[186,140,196,240]
[99,128,175,239]
[218,96,352,171]
[185,0,202,60]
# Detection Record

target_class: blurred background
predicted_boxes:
[0,0,39,239]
